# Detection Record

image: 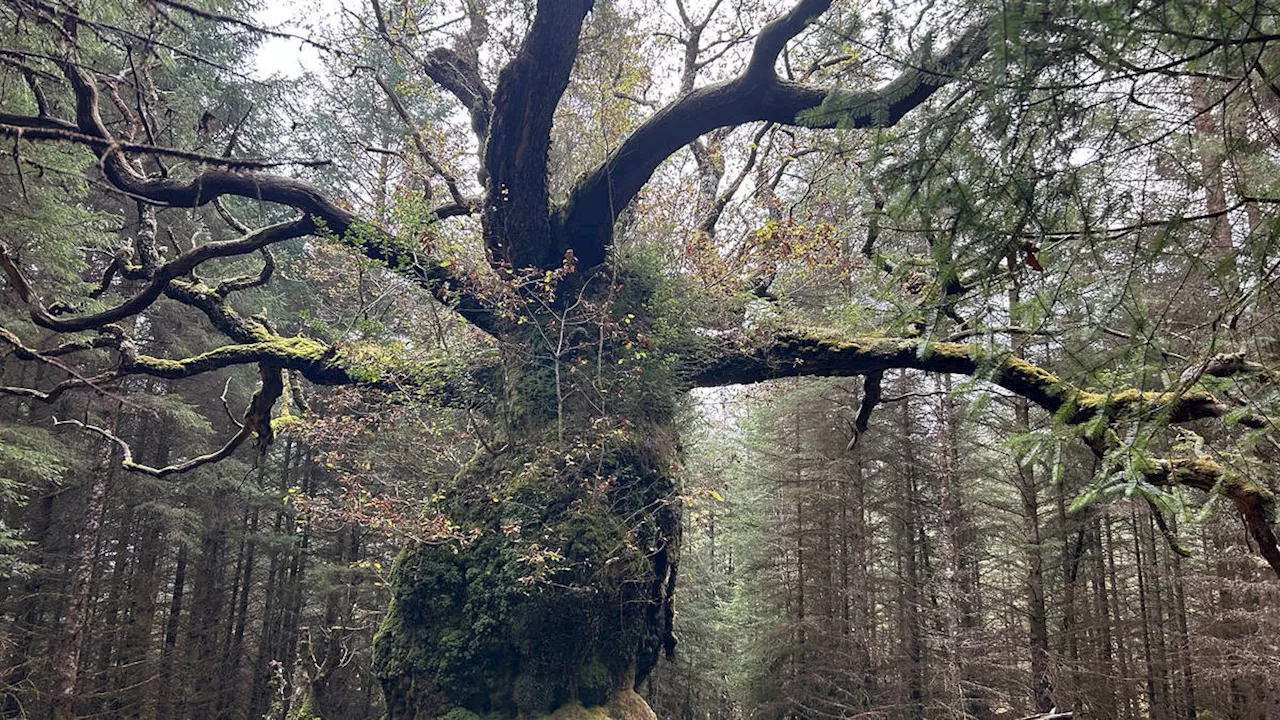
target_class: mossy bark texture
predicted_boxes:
[373,432,678,719]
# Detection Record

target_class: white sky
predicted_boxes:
[250,0,748,81]
[252,1,330,79]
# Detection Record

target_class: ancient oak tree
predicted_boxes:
[1,0,1278,718]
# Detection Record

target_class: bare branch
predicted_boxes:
[40,58,498,333]
[1,219,314,334]
[697,123,774,235]
[0,120,331,169]
[368,0,493,143]
[220,376,244,429]
[215,249,276,297]
[149,0,342,55]
[372,71,471,208]
[556,10,990,269]
[0,325,123,402]
[53,365,284,477]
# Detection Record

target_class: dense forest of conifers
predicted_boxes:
[4,363,1279,719]
[652,377,1280,719]
[3,0,1280,718]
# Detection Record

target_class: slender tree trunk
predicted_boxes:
[1090,517,1117,717]
[1134,510,1161,719]
[1169,516,1197,720]
[794,409,806,656]
[278,457,314,718]
[154,545,187,720]
[306,523,360,717]
[93,504,135,711]
[937,376,964,717]
[1190,78,1234,267]
[1106,513,1135,720]
[898,387,925,720]
[225,506,259,719]
[1014,395,1051,713]
[48,410,116,720]
[1145,514,1172,720]
[120,517,164,718]
[3,492,55,717]
[186,493,231,718]
[250,439,294,719]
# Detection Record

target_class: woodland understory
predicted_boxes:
[0,0,1279,719]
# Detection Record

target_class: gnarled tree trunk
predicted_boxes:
[373,423,679,719]
[373,268,680,719]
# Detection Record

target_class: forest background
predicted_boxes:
[0,0,1278,718]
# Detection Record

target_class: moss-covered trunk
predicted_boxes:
[373,265,685,719]
[372,431,678,719]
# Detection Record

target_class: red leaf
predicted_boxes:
[1024,247,1044,272]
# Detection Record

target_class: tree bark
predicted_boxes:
[1015,394,1053,713]
[48,411,115,720]
[372,429,677,719]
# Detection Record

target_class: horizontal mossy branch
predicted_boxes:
[131,337,337,380]
[1149,456,1280,576]
[688,330,1247,426]
[689,329,1280,578]
[130,335,494,408]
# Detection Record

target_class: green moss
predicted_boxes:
[374,433,679,719]
[134,336,331,378]
[374,256,687,719]
[604,689,658,720]
[1076,387,1216,414]
[335,340,452,384]
[286,697,321,720]
[543,702,609,720]
[1221,473,1276,502]
[1001,354,1062,387]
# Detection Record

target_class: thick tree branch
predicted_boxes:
[1,219,313,333]
[125,337,488,406]
[127,337,344,383]
[40,59,497,332]
[481,0,593,269]
[1149,457,1280,577]
[689,330,1280,577]
[854,369,882,434]
[555,9,990,269]
[1,311,479,411]
[690,331,1254,424]
[745,0,833,80]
